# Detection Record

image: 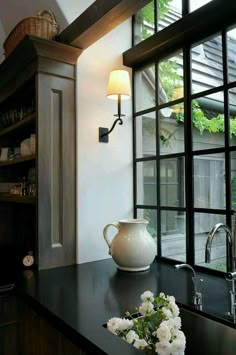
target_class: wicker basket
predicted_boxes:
[3,9,59,57]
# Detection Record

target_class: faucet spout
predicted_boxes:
[175,263,203,310]
[175,263,196,278]
[205,223,233,272]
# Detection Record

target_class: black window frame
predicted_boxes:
[124,0,236,275]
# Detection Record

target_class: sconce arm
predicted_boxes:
[99,117,123,143]
[105,117,123,136]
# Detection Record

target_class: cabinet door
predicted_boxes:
[18,301,40,355]
[0,294,18,355]
[61,333,85,355]
[0,323,18,355]
[37,72,76,270]
[39,317,61,355]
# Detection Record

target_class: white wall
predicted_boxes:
[76,19,133,263]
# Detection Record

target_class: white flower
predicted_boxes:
[126,330,139,344]
[141,290,154,303]
[172,316,182,329]
[170,337,186,354]
[162,307,172,319]
[133,338,148,350]
[156,323,172,342]
[107,291,186,355]
[168,301,180,318]
[107,317,122,334]
[155,340,172,355]
[139,301,155,316]
[172,329,186,342]
[119,318,134,331]
[167,295,175,303]
[107,317,133,334]
[161,317,182,332]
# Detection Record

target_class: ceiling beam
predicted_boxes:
[57,0,151,49]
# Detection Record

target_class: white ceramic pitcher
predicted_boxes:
[103,219,156,272]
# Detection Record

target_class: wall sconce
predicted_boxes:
[99,69,131,143]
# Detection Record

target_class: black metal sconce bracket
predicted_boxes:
[99,117,123,143]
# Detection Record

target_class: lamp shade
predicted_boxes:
[107,69,131,100]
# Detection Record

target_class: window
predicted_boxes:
[131,0,236,273]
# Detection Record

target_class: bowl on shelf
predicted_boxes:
[20,135,36,156]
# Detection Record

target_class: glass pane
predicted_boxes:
[159,102,184,154]
[133,1,155,45]
[158,52,183,105]
[160,157,185,208]
[135,112,156,158]
[191,34,223,95]
[193,153,225,209]
[192,92,225,151]
[134,65,155,113]
[195,213,227,272]
[230,151,236,209]
[190,0,213,12]
[136,160,157,205]
[229,88,236,146]
[227,28,236,84]
[158,0,182,31]
[133,1,182,45]
[161,210,186,261]
[137,208,157,246]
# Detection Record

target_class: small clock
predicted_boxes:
[22,252,34,267]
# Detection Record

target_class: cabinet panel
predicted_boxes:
[0,36,79,271]
[61,333,85,355]
[39,317,62,355]
[0,294,17,324]
[18,301,40,355]
[0,323,18,355]
[37,72,76,269]
[0,293,18,355]
[19,300,86,355]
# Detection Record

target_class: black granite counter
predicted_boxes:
[16,259,236,354]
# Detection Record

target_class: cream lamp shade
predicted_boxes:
[107,70,131,100]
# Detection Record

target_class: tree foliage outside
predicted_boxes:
[136,0,172,40]
[137,0,236,139]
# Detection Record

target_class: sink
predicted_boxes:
[180,306,236,354]
[105,304,236,354]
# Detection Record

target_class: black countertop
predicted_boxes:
[16,259,236,355]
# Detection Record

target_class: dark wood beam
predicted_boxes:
[57,0,151,49]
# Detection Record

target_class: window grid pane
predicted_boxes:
[133,3,236,272]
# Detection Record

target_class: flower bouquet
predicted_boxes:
[107,291,186,355]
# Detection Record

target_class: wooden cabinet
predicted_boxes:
[0,294,18,355]
[18,300,85,355]
[0,35,81,270]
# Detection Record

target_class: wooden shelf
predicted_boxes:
[0,113,35,137]
[0,154,35,167]
[0,194,36,204]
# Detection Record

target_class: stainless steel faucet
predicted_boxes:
[175,263,203,310]
[225,271,236,321]
[205,222,236,321]
[205,223,233,272]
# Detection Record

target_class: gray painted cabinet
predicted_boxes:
[0,35,81,270]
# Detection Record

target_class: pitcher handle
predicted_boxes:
[103,222,119,255]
